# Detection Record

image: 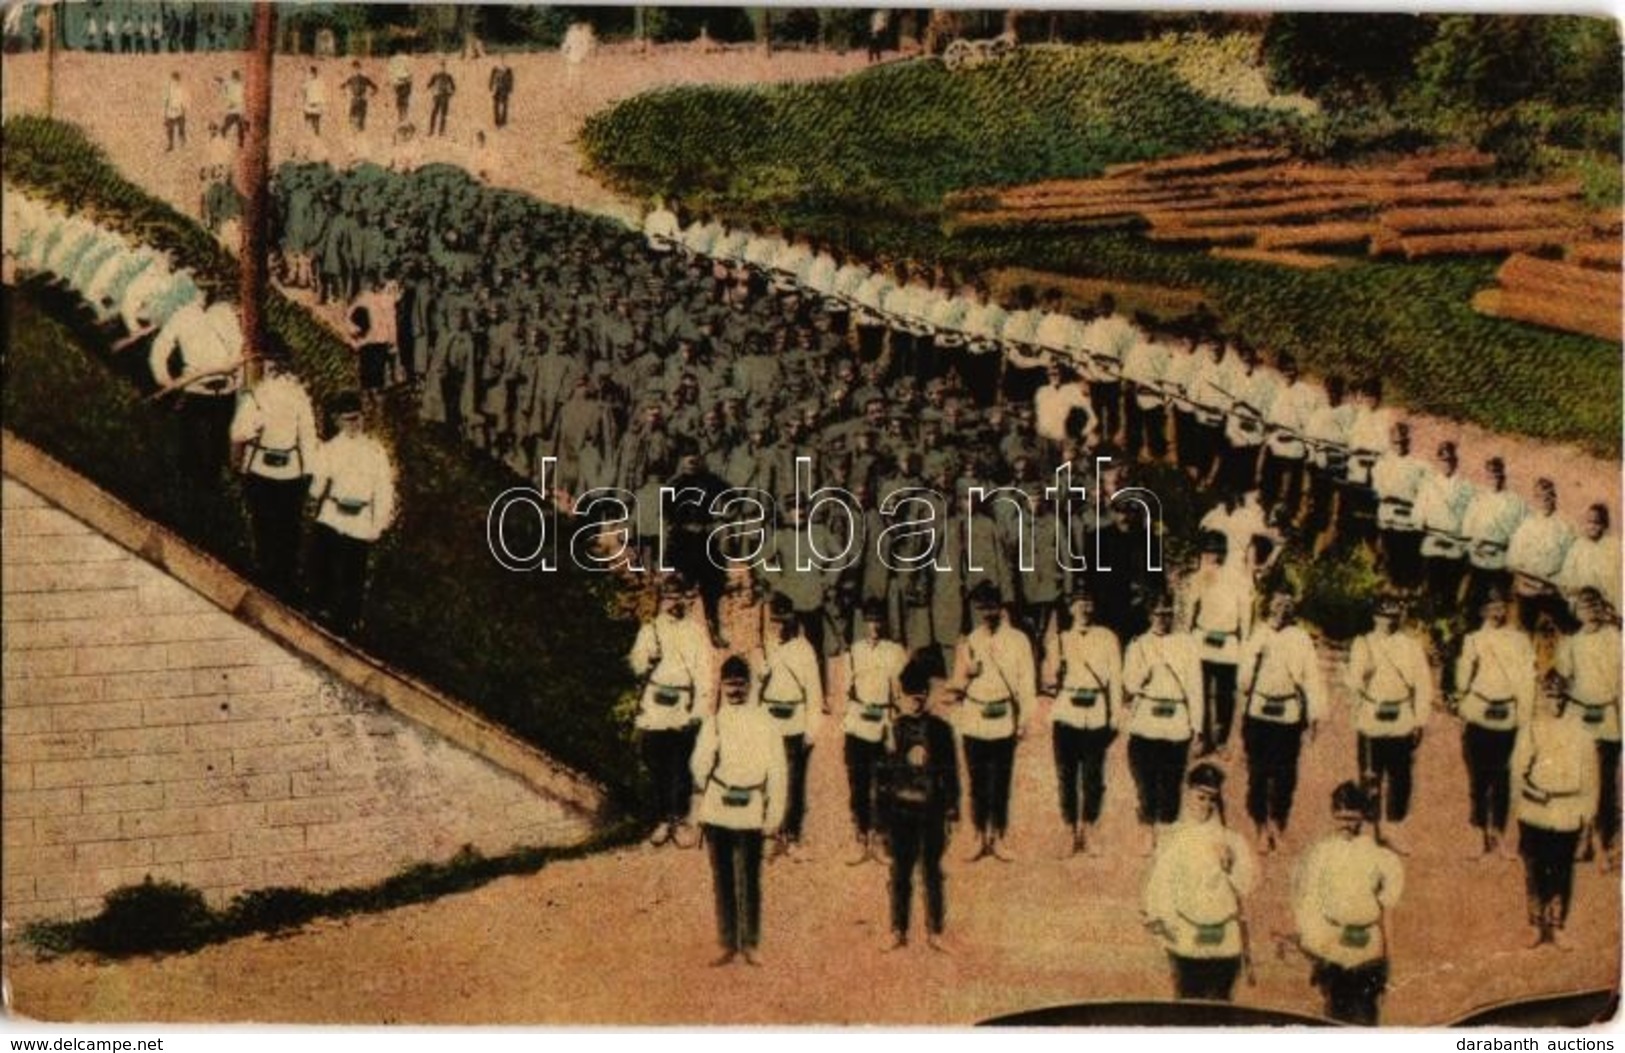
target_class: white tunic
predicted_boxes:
[1454,626,1535,731]
[1513,713,1599,832]
[842,638,907,743]
[229,372,318,480]
[1554,625,1622,743]
[1186,565,1254,666]
[1293,832,1403,967]
[1143,817,1257,958]
[1048,624,1123,732]
[1123,631,1203,741]
[627,613,716,732]
[1345,630,1434,737]
[953,622,1037,741]
[752,635,824,738]
[690,702,789,832]
[1238,624,1328,726]
[308,432,398,542]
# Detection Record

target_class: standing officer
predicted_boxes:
[1459,457,1526,608]
[229,338,318,598]
[950,581,1036,863]
[1123,593,1203,852]
[1187,536,1254,756]
[1371,422,1429,590]
[842,599,908,864]
[1344,594,1433,851]
[146,299,245,483]
[1553,589,1621,871]
[300,65,328,137]
[754,593,826,858]
[1513,670,1598,950]
[878,655,961,951]
[1453,588,1536,858]
[1044,587,1123,857]
[1291,781,1405,1025]
[1237,585,1328,854]
[628,577,715,848]
[307,391,398,635]
[1142,763,1257,1002]
[1415,441,1474,605]
[340,60,379,133]
[488,54,515,128]
[691,655,788,967]
[427,59,456,137]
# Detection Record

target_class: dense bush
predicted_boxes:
[4,116,642,806]
[82,879,216,957]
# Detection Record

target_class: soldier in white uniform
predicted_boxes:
[1237,586,1328,853]
[307,392,398,634]
[1558,504,1620,615]
[1452,589,1536,857]
[753,593,826,857]
[1345,594,1433,849]
[1124,593,1203,846]
[1141,763,1257,1001]
[628,577,715,848]
[146,299,244,483]
[1554,589,1622,870]
[842,599,908,864]
[692,656,788,966]
[1186,537,1254,756]
[950,581,1036,862]
[1371,422,1429,591]
[1291,780,1405,1025]
[1505,478,1576,634]
[1459,456,1526,608]
[1121,330,1172,462]
[229,339,318,598]
[1512,670,1598,949]
[163,71,189,151]
[1414,441,1474,605]
[1044,588,1123,857]
[1259,353,1321,524]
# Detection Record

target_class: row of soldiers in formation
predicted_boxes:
[52,2,251,54]
[4,187,401,637]
[637,567,1619,1023]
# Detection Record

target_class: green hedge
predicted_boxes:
[3,116,642,807]
[580,46,1302,217]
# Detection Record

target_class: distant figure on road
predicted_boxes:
[219,70,246,146]
[300,65,328,137]
[163,71,189,152]
[388,52,413,124]
[868,9,889,62]
[427,59,456,137]
[340,60,379,133]
[562,21,595,91]
[489,54,515,128]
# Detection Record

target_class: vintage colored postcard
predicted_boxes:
[2,3,1620,1030]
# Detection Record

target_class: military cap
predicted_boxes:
[1188,762,1225,792]
[720,656,751,682]
[968,581,1002,608]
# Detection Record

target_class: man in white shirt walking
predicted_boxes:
[1345,594,1433,851]
[1238,585,1328,853]
[951,582,1036,862]
[628,576,716,848]
[308,391,398,634]
[230,338,318,598]
[1452,589,1536,858]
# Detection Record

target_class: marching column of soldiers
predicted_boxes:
[6,188,400,638]
[250,166,1623,1020]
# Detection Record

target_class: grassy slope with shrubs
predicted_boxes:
[3,116,643,807]
[581,45,1621,458]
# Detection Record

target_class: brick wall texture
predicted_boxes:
[2,477,596,923]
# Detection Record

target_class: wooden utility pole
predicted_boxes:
[239,1,277,381]
[42,0,57,117]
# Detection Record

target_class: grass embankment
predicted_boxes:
[3,116,643,806]
[581,46,1621,457]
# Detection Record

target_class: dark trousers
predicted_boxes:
[1358,733,1416,823]
[963,736,1016,837]
[641,725,698,824]
[1259,452,1305,523]
[165,116,186,150]
[1425,556,1465,607]
[1218,443,1262,495]
[1053,724,1112,826]
[1338,487,1379,549]
[1381,529,1424,590]
[1303,465,1337,536]
[177,393,236,483]
[856,323,886,363]
[1171,955,1240,1001]
[796,608,825,664]
[1200,661,1238,751]
[221,112,246,146]
[429,95,451,136]
[1243,718,1305,829]
[1598,740,1621,850]
[889,808,947,937]
[1129,735,1189,825]
[1519,822,1579,927]
[394,83,411,121]
[349,99,368,132]
[243,474,307,599]
[1312,958,1389,1026]
[1518,590,1577,635]
[1092,380,1122,442]
[845,735,883,835]
[303,112,321,136]
[493,92,510,127]
[705,825,764,952]
[1463,724,1516,832]
[781,734,811,842]
[310,524,371,634]
[1124,395,1167,460]
[1181,418,1221,481]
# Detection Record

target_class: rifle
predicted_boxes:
[146,355,254,402]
